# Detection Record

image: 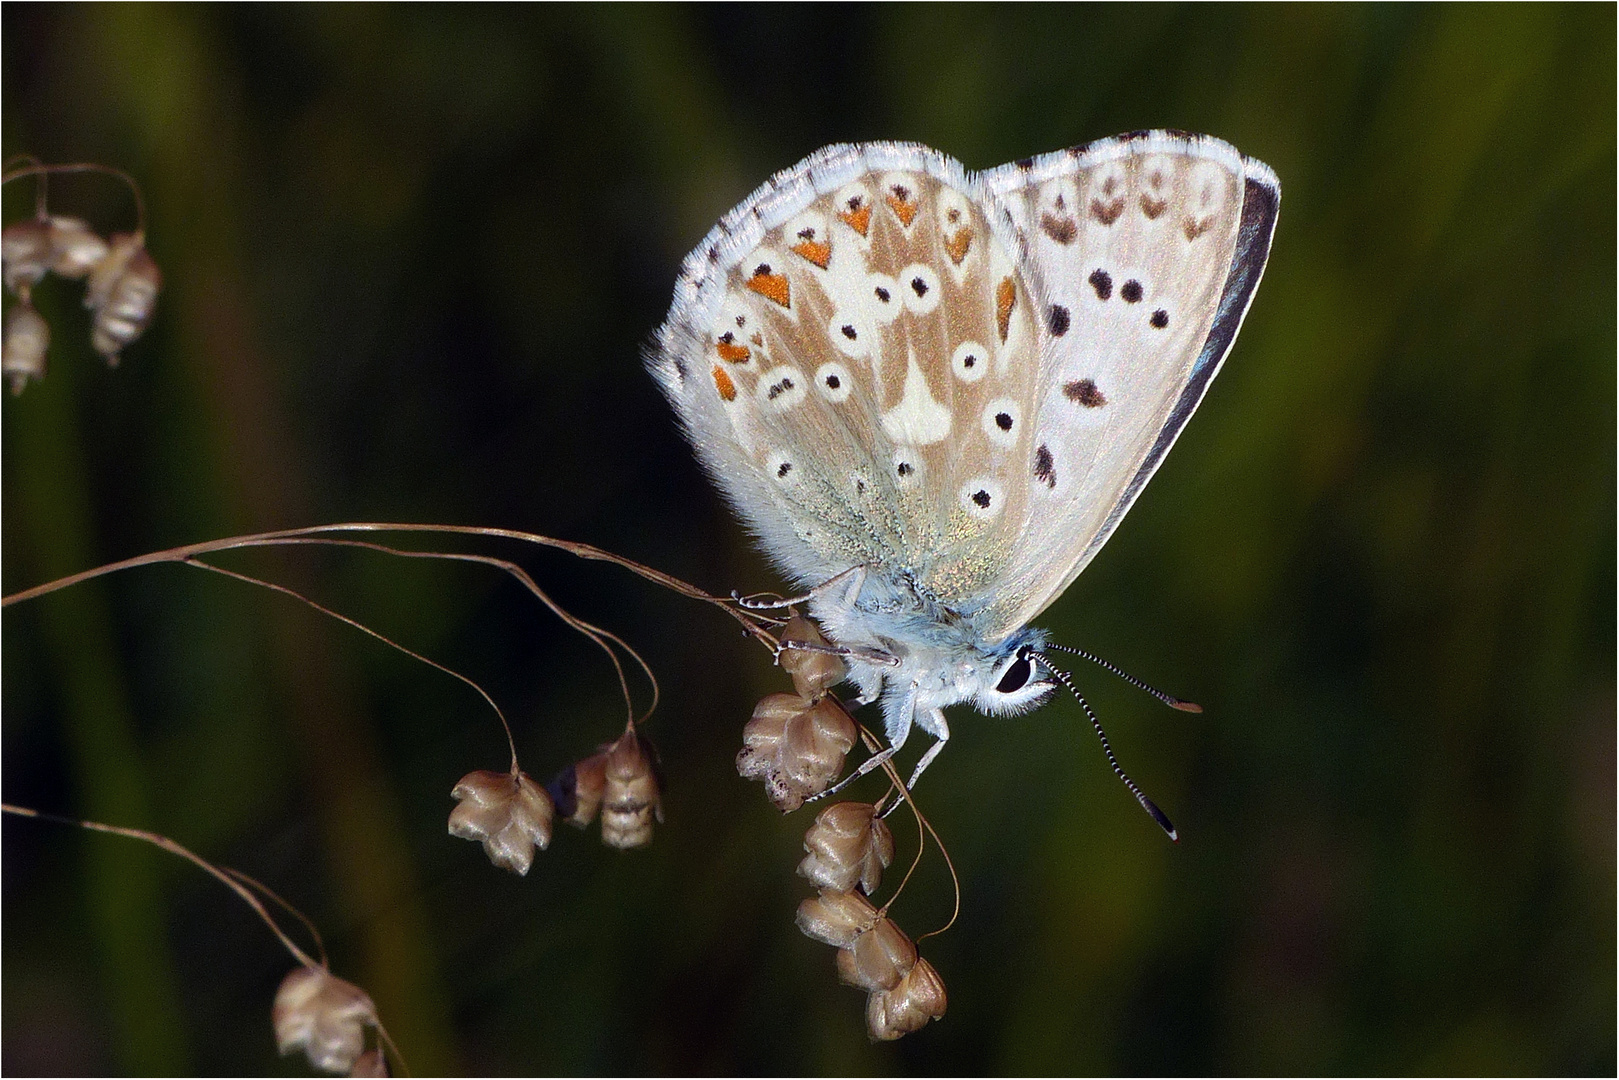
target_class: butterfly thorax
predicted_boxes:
[809,577,1053,742]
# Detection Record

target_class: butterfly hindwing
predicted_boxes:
[967,134,1281,639]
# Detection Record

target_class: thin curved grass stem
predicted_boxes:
[0,522,778,717]
[0,803,318,969]
[219,866,330,969]
[183,556,522,773]
[0,161,148,236]
[846,719,960,940]
[217,536,654,730]
[374,1021,409,1078]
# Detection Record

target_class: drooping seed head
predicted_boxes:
[447,768,554,875]
[272,966,378,1075]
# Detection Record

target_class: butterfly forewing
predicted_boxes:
[653,145,1043,604]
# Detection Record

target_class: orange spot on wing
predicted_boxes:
[944,227,973,265]
[996,277,1017,342]
[790,239,831,269]
[715,339,751,363]
[886,193,919,227]
[838,204,871,237]
[711,365,737,402]
[745,271,791,308]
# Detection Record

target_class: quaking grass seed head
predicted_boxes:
[3,299,49,394]
[600,725,663,849]
[44,215,109,279]
[866,957,948,1041]
[85,232,161,365]
[2,218,51,296]
[799,801,895,895]
[795,887,878,948]
[778,615,847,700]
[272,966,378,1075]
[737,692,856,812]
[447,769,554,875]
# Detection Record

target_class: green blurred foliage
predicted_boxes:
[2,4,1612,1075]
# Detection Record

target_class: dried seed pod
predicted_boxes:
[600,726,663,849]
[448,768,553,875]
[778,615,847,700]
[45,215,110,278]
[795,888,878,948]
[866,957,948,1040]
[349,1049,389,1077]
[799,801,896,895]
[2,218,51,296]
[836,915,918,992]
[85,232,161,364]
[273,966,378,1075]
[3,300,49,394]
[547,750,607,828]
[737,692,856,812]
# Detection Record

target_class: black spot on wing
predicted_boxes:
[1034,444,1056,488]
[1106,171,1280,543]
[1064,379,1106,408]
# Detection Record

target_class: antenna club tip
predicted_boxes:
[1170,700,1203,714]
[1141,798,1178,842]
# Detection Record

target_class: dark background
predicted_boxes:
[3,4,1613,1075]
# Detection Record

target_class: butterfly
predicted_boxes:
[649,132,1278,831]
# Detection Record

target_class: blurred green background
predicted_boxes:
[3,4,1612,1075]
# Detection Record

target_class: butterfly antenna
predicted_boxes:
[1044,642,1203,713]
[1035,654,1179,842]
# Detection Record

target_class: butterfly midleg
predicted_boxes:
[809,679,915,802]
[777,638,898,668]
[904,708,950,790]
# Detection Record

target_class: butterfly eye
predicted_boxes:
[995,655,1033,694]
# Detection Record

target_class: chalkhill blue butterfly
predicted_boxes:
[649,132,1278,836]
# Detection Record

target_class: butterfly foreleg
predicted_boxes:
[846,664,884,706]
[734,565,868,612]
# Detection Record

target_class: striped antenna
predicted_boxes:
[1034,653,1179,842]
[1043,642,1203,713]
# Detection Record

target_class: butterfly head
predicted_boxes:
[972,640,1057,717]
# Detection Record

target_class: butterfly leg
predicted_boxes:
[735,565,867,611]
[905,709,950,790]
[808,680,915,801]
[777,639,897,669]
